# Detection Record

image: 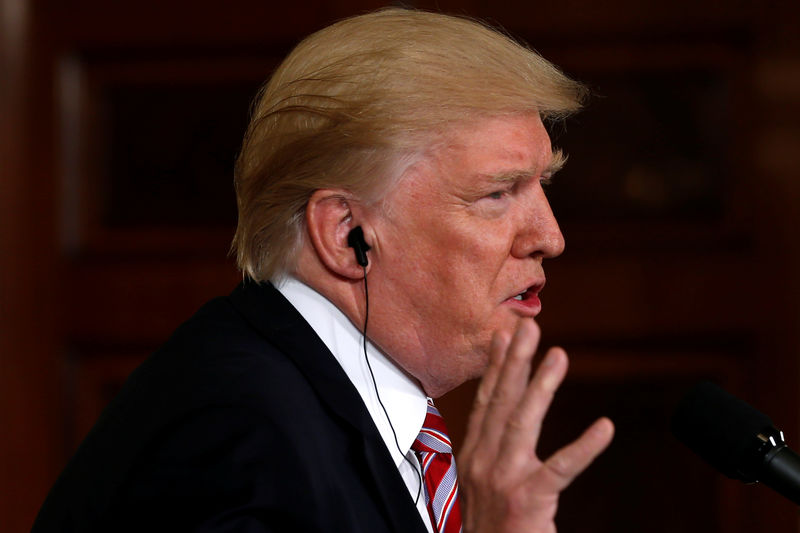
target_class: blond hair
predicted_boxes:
[232,7,586,281]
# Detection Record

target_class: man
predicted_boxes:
[33,8,613,533]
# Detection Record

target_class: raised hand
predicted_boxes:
[458,319,614,533]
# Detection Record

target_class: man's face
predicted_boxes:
[367,113,565,397]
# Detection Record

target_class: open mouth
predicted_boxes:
[505,283,544,316]
[511,286,538,301]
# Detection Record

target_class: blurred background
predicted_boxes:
[3,0,800,531]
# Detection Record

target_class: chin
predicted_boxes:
[423,365,479,398]
[418,341,491,397]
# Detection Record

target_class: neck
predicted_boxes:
[294,249,367,333]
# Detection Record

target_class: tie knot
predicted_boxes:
[412,401,452,454]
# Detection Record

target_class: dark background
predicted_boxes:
[3,0,800,531]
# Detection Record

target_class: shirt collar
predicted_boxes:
[274,276,428,467]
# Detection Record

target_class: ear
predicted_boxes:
[305,189,371,280]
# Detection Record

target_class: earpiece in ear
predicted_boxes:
[347,226,371,267]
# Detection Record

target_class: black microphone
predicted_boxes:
[671,381,800,505]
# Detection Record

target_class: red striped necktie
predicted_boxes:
[412,400,463,533]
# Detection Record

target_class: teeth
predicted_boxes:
[514,293,524,301]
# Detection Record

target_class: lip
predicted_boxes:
[503,280,545,317]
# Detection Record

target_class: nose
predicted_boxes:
[510,186,565,259]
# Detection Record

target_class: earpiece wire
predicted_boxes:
[359,265,423,505]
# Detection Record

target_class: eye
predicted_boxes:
[485,184,516,200]
[487,190,508,200]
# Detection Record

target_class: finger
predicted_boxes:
[538,417,615,492]
[461,330,510,458]
[495,347,568,472]
[478,319,541,456]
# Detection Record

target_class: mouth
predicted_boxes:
[504,282,545,317]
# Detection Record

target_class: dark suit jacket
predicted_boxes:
[32,281,428,533]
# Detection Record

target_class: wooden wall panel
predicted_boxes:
[58,53,282,255]
[67,350,149,450]
[0,1,61,531]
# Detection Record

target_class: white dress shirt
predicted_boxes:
[275,277,434,533]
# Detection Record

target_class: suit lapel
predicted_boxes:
[362,431,432,533]
[229,281,428,533]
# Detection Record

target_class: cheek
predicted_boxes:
[448,224,516,285]
[377,203,517,317]
[416,228,517,320]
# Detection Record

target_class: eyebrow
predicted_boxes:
[489,148,567,184]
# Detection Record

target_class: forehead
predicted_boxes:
[427,114,553,186]
[379,113,554,211]
[443,113,550,153]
